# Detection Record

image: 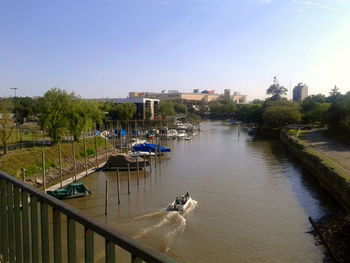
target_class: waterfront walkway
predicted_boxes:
[301,128,350,173]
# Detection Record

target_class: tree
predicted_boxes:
[39,88,71,143]
[326,93,350,134]
[302,103,330,125]
[301,94,326,113]
[210,100,236,118]
[68,99,104,141]
[114,103,136,121]
[327,85,342,103]
[266,77,288,101]
[263,100,301,128]
[156,101,175,118]
[237,104,264,125]
[145,108,152,119]
[174,103,188,114]
[0,101,15,155]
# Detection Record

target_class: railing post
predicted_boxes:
[7,183,15,262]
[105,240,115,263]
[21,190,30,262]
[1,179,9,261]
[67,217,76,263]
[85,227,94,263]
[0,180,2,255]
[14,186,23,263]
[31,196,39,262]
[53,208,62,263]
[41,202,50,262]
[132,254,142,263]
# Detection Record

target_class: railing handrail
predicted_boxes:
[0,170,176,263]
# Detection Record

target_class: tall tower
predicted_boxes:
[224,89,231,99]
[293,83,308,102]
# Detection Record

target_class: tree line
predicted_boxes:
[237,82,350,140]
[0,88,193,154]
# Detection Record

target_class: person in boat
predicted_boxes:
[181,195,186,204]
[185,192,190,198]
[175,197,180,204]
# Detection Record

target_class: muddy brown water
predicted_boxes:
[64,121,337,262]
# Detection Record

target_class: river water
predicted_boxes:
[65,121,336,262]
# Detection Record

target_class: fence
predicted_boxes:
[0,170,176,263]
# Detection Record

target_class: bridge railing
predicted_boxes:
[0,171,176,263]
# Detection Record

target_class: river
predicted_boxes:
[65,121,337,262]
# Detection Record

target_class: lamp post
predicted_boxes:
[10,87,18,97]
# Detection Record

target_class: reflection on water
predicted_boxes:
[65,121,336,262]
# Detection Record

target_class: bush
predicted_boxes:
[80,148,96,158]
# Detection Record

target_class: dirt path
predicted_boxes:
[301,128,350,172]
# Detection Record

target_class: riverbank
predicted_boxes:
[280,130,350,211]
[280,129,350,262]
[0,136,117,188]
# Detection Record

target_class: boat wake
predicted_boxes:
[130,199,198,253]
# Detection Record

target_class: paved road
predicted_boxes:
[301,128,350,172]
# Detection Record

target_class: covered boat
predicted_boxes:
[103,154,149,170]
[129,151,155,157]
[167,192,192,212]
[47,183,90,200]
[115,129,126,138]
[132,143,170,153]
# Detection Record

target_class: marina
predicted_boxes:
[64,121,337,262]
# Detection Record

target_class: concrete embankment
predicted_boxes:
[280,130,350,212]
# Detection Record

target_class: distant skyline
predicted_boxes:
[1,0,350,101]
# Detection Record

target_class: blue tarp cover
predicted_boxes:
[132,143,171,152]
[115,129,126,137]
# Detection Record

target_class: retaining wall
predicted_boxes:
[280,130,350,212]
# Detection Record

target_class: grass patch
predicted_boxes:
[0,136,113,179]
[80,148,96,158]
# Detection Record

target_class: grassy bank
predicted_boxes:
[0,136,114,181]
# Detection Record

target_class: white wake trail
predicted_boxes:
[132,211,178,239]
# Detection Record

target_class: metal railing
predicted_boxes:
[0,171,177,263]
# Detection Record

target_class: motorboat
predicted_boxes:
[167,192,192,212]
[177,132,186,138]
[177,126,186,138]
[146,129,158,138]
[159,127,177,139]
[130,138,147,147]
[185,132,197,140]
[132,143,171,153]
[247,127,255,136]
[47,183,91,200]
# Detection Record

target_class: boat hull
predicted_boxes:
[168,197,192,212]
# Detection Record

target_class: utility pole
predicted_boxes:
[10,87,18,97]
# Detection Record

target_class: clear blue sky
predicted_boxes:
[1,0,349,100]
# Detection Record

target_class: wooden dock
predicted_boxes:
[46,161,107,192]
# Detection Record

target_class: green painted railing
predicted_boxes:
[0,171,177,263]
